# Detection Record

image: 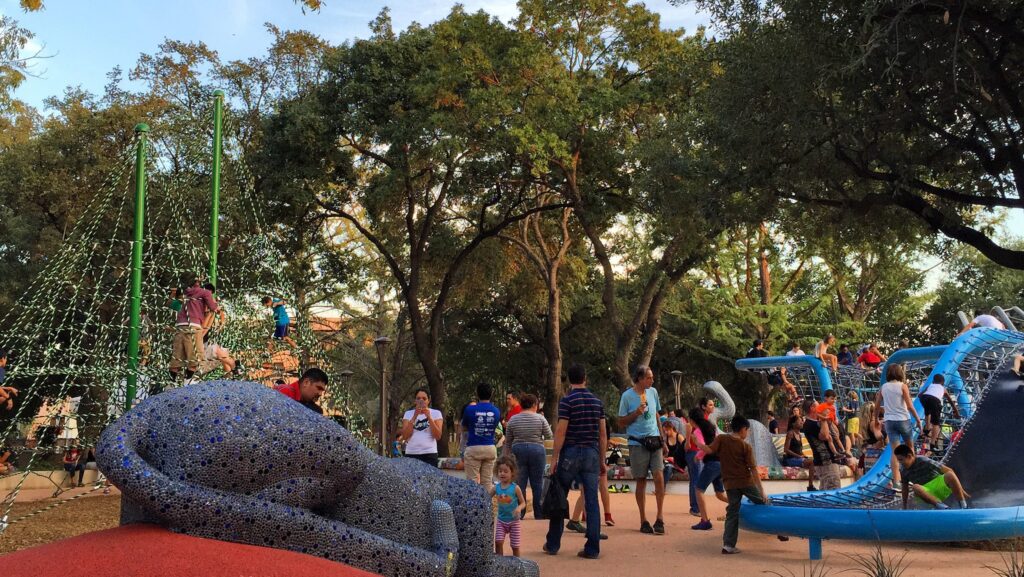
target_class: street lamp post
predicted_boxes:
[373,337,392,456]
[670,370,683,412]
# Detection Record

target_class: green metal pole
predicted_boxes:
[126,123,149,412]
[209,89,224,285]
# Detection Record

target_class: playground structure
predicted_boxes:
[735,326,1024,558]
[0,91,364,531]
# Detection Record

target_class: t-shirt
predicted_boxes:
[972,314,1005,329]
[814,341,829,357]
[461,402,501,446]
[802,418,830,466]
[837,351,855,365]
[176,286,218,327]
[708,434,758,490]
[0,365,5,384]
[745,348,768,358]
[858,351,883,366]
[403,408,442,455]
[272,298,290,325]
[901,456,944,485]
[495,482,520,522]
[922,380,946,399]
[768,418,779,434]
[169,298,183,313]
[618,387,662,445]
[786,349,805,356]
[816,401,838,424]
[274,381,322,414]
[505,411,552,447]
[879,381,910,421]
[505,404,522,423]
[558,387,605,449]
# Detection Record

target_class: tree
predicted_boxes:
[312,9,566,446]
[923,240,1024,342]
[688,0,1024,268]
[512,0,744,390]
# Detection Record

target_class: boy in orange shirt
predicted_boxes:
[815,390,845,459]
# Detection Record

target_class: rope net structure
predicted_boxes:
[763,330,1024,510]
[0,102,365,531]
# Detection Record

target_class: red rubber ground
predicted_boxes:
[4,524,382,577]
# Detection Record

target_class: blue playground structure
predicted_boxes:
[735,327,1024,558]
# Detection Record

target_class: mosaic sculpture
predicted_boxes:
[97,381,538,577]
[703,380,781,468]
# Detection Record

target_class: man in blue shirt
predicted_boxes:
[461,382,501,487]
[618,365,667,535]
[544,363,607,559]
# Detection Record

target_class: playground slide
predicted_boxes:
[739,328,1024,544]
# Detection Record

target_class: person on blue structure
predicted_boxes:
[919,374,961,455]
[262,296,298,351]
[894,444,970,509]
[877,363,922,485]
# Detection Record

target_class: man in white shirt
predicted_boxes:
[786,343,806,356]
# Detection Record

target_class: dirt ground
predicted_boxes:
[0,492,1018,576]
[0,495,121,554]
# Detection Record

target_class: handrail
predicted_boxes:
[735,355,833,392]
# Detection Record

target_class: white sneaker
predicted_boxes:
[722,546,741,554]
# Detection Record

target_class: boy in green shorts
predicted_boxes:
[894,444,970,509]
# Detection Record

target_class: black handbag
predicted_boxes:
[540,474,569,520]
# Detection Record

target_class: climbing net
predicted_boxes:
[768,330,1024,510]
[0,101,365,531]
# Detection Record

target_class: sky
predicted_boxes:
[4,0,709,109]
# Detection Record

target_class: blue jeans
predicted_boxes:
[684,450,701,514]
[511,443,547,519]
[545,446,601,556]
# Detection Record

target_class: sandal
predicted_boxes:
[605,513,615,527]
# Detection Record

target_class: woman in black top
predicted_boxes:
[783,415,808,467]
[662,420,686,482]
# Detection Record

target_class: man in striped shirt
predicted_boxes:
[544,363,607,559]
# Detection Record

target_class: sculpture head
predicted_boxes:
[702,380,736,425]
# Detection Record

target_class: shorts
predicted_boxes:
[629,445,664,479]
[170,325,202,371]
[918,475,952,502]
[783,457,806,467]
[495,519,521,548]
[846,417,860,436]
[696,460,725,493]
[273,324,290,339]
[921,395,943,426]
[884,419,913,444]
[817,463,841,490]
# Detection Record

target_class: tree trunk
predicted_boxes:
[543,277,564,422]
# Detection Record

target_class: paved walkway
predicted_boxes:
[518,492,1010,576]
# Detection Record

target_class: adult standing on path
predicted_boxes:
[618,365,667,535]
[877,364,922,485]
[504,393,552,519]
[544,363,607,559]
[400,388,444,468]
[461,382,501,487]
